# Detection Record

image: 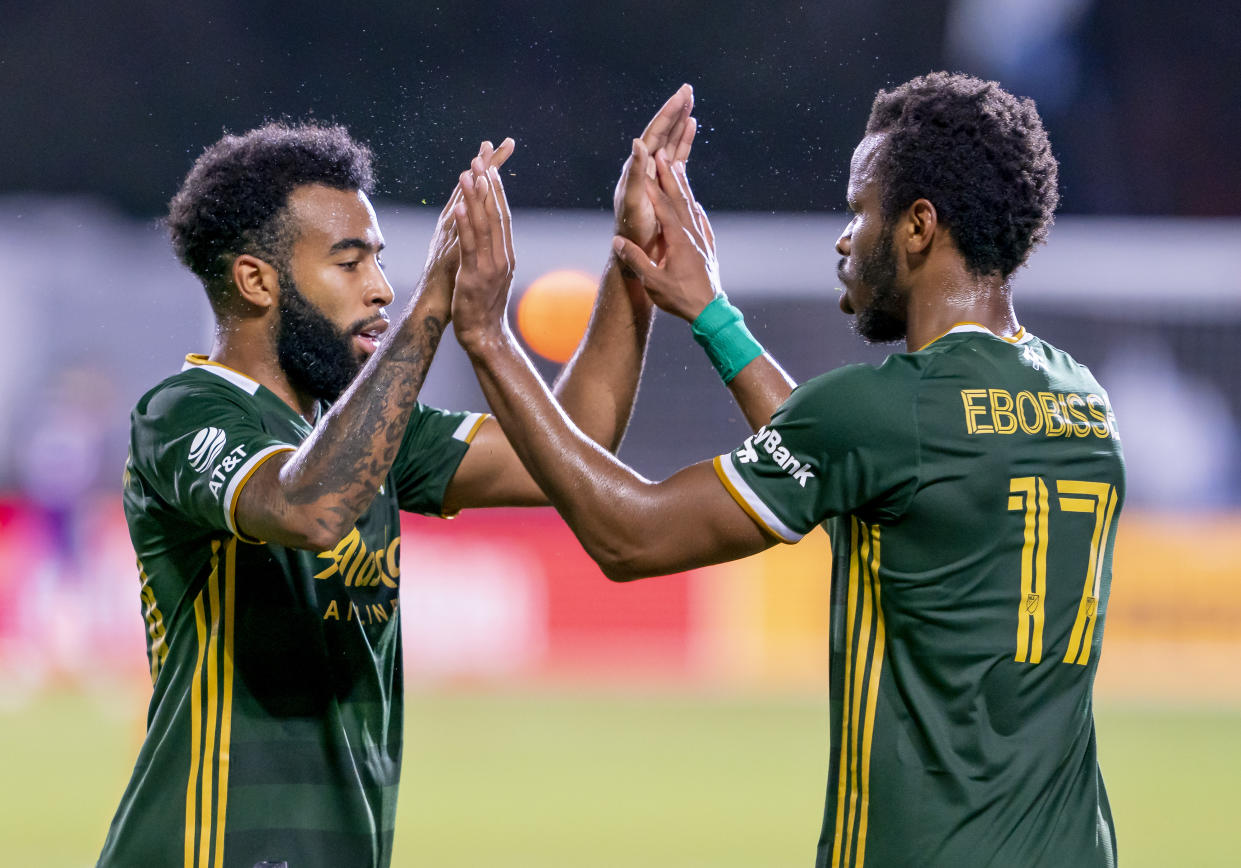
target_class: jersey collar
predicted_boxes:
[182,354,262,396]
[917,322,1033,352]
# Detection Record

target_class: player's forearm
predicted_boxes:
[724,353,797,430]
[461,326,666,574]
[262,277,449,547]
[550,258,654,452]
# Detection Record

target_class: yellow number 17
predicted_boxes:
[1008,477,1119,666]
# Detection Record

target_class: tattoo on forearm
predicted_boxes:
[286,312,447,523]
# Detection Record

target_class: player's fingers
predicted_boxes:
[640,83,693,151]
[669,159,707,239]
[486,166,516,269]
[672,115,697,164]
[490,136,516,169]
[611,236,662,287]
[454,180,478,271]
[652,153,702,243]
[622,138,651,202]
[694,201,716,250]
[465,169,495,266]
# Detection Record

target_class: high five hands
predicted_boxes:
[450,156,515,345]
[612,150,722,323]
[615,84,697,257]
[450,83,716,341]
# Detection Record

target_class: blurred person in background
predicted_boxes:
[450,72,1125,867]
[98,87,696,868]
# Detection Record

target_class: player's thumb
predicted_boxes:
[612,236,659,286]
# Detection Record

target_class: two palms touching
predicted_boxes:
[451,83,722,337]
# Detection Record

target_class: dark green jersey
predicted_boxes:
[99,355,485,868]
[716,325,1124,868]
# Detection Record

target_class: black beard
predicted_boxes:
[275,273,363,402]
[853,224,907,344]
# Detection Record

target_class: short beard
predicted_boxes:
[854,223,907,344]
[275,271,363,402]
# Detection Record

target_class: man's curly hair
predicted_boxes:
[866,72,1059,279]
[167,122,375,306]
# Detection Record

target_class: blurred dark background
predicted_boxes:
[4,0,1239,217]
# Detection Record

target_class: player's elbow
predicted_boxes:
[583,531,663,583]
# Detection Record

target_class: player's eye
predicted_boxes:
[338,260,360,271]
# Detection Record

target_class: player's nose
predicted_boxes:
[835,229,851,258]
[367,268,395,308]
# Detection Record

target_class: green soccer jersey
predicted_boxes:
[99,355,486,868]
[715,325,1124,868]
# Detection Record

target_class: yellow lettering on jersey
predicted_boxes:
[963,389,1117,440]
[988,389,1018,434]
[316,529,400,589]
[323,600,340,620]
[960,389,992,434]
[385,538,401,585]
[1038,392,1067,437]
[1064,393,1093,437]
[1016,391,1044,435]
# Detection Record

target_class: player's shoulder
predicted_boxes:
[1026,334,1106,386]
[131,360,266,450]
[791,353,930,409]
[135,358,262,418]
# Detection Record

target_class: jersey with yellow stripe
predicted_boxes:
[716,326,1125,868]
[99,356,483,868]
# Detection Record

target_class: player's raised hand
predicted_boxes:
[612,151,720,322]
[452,157,516,344]
[614,84,696,255]
[424,138,516,286]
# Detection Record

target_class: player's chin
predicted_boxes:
[838,287,856,315]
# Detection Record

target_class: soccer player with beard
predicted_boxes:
[98,87,697,868]
[448,73,1125,867]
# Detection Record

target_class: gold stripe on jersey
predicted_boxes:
[184,543,213,868]
[213,539,237,868]
[855,523,886,867]
[1059,481,1118,665]
[832,519,886,868]
[138,558,169,683]
[183,539,236,868]
[1011,477,1050,664]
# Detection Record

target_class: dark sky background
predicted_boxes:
[3,0,1239,217]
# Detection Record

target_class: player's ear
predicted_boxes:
[903,198,937,256]
[231,253,280,311]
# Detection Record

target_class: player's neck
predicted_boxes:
[904,264,1019,351]
[209,322,319,422]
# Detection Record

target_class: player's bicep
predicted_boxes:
[231,450,326,548]
[131,385,296,541]
[442,417,548,513]
[609,461,778,580]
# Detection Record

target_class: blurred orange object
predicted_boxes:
[515,269,597,363]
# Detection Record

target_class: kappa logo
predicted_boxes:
[188,427,227,473]
[736,425,816,488]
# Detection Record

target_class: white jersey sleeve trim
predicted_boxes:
[714,454,804,544]
[453,412,489,443]
[224,444,296,541]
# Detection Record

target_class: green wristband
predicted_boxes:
[691,296,764,384]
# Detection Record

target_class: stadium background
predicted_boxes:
[1,2,1239,865]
